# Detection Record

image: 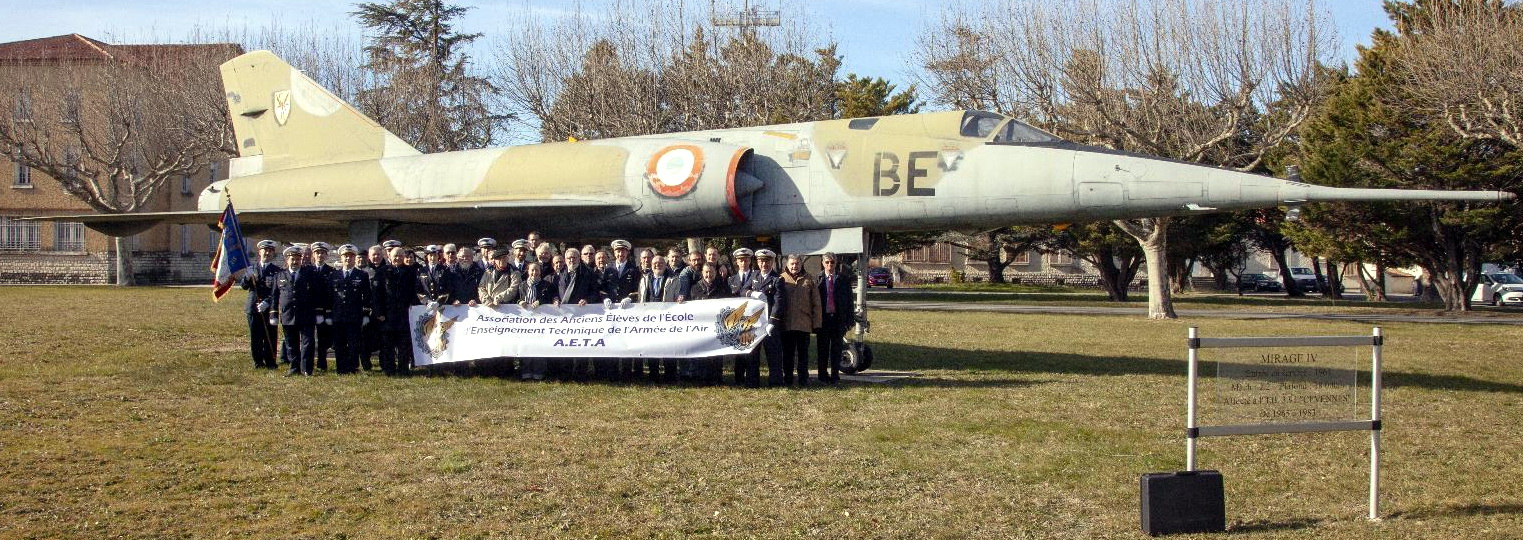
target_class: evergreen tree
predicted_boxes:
[1296,1,1523,311]
[352,0,504,151]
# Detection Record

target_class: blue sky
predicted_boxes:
[1,0,1394,78]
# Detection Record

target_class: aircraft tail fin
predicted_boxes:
[219,50,419,176]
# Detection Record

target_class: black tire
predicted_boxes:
[838,345,862,374]
[858,343,874,371]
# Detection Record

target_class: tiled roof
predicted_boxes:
[0,34,242,66]
[0,34,117,62]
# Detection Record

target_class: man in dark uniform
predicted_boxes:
[309,241,336,372]
[240,239,281,369]
[728,248,755,296]
[509,239,532,276]
[605,239,642,379]
[816,252,854,384]
[741,249,787,388]
[419,245,455,306]
[475,237,497,272]
[359,244,388,371]
[272,246,325,376]
[328,244,373,374]
[378,246,422,376]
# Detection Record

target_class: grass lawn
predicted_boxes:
[2,286,1520,538]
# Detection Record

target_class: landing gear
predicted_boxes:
[838,341,874,374]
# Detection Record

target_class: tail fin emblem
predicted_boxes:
[272,90,291,126]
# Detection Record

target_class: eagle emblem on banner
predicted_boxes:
[414,309,458,359]
[714,301,764,350]
[272,90,292,126]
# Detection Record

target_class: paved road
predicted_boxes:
[868,299,1523,325]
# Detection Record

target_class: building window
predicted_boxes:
[180,225,193,255]
[1045,252,1075,266]
[207,230,219,254]
[0,217,42,252]
[14,89,32,122]
[54,222,85,251]
[180,175,192,195]
[61,90,81,124]
[1011,250,1031,265]
[207,162,218,182]
[900,243,952,264]
[13,159,31,188]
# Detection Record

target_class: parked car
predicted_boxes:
[1288,267,1325,293]
[1236,273,1283,293]
[1471,272,1523,306]
[866,267,894,288]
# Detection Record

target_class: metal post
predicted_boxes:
[1187,326,1199,471]
[1370,327,1383,520]
[853,230,870,341]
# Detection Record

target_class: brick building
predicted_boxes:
[0,34,241,284]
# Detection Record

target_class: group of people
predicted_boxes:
[238,232,859,387]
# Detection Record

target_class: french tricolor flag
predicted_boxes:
[210,202,250,301]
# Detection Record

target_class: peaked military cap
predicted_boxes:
[610,239,632,250]
[732,247,753,258]
[381,239,403,249]
[283,246,302,257]
[310,241,332,252]
[491,246,513,259]
[511,239,529,249]
[477,237,498,248]
[424,244,441,254]
[337,244,359,255]
[754,249,777,259]
[256,239,279,250]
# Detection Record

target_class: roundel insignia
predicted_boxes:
[647,145,704,198]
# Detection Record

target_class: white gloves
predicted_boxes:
[619,297,632,309]
[256,301,269,312]
[603,298,614,309]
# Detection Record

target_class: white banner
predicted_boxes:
[408,299,771,366]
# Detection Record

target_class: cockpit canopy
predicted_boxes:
[957,111,1063,143]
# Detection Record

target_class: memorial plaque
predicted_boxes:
[1203,348,1364,425]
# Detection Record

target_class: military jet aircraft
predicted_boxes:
[48,50,1515,371]
[67,50,1511,246]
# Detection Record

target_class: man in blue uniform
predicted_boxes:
[309,241,336,372]
[272,245,326,376]
[742,249,787,388]
[328,244,373,374]
[419,245,455,306]
[240,239,281,369]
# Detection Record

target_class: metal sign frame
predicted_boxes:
[1185,327,1383,520]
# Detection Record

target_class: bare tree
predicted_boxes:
[491,0,840,141]
[915,0,1334,318]
[1396,0,1523,146]
[0,40,239,285]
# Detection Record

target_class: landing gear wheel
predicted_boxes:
[838,343,863,374]
[838,342,873,374]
